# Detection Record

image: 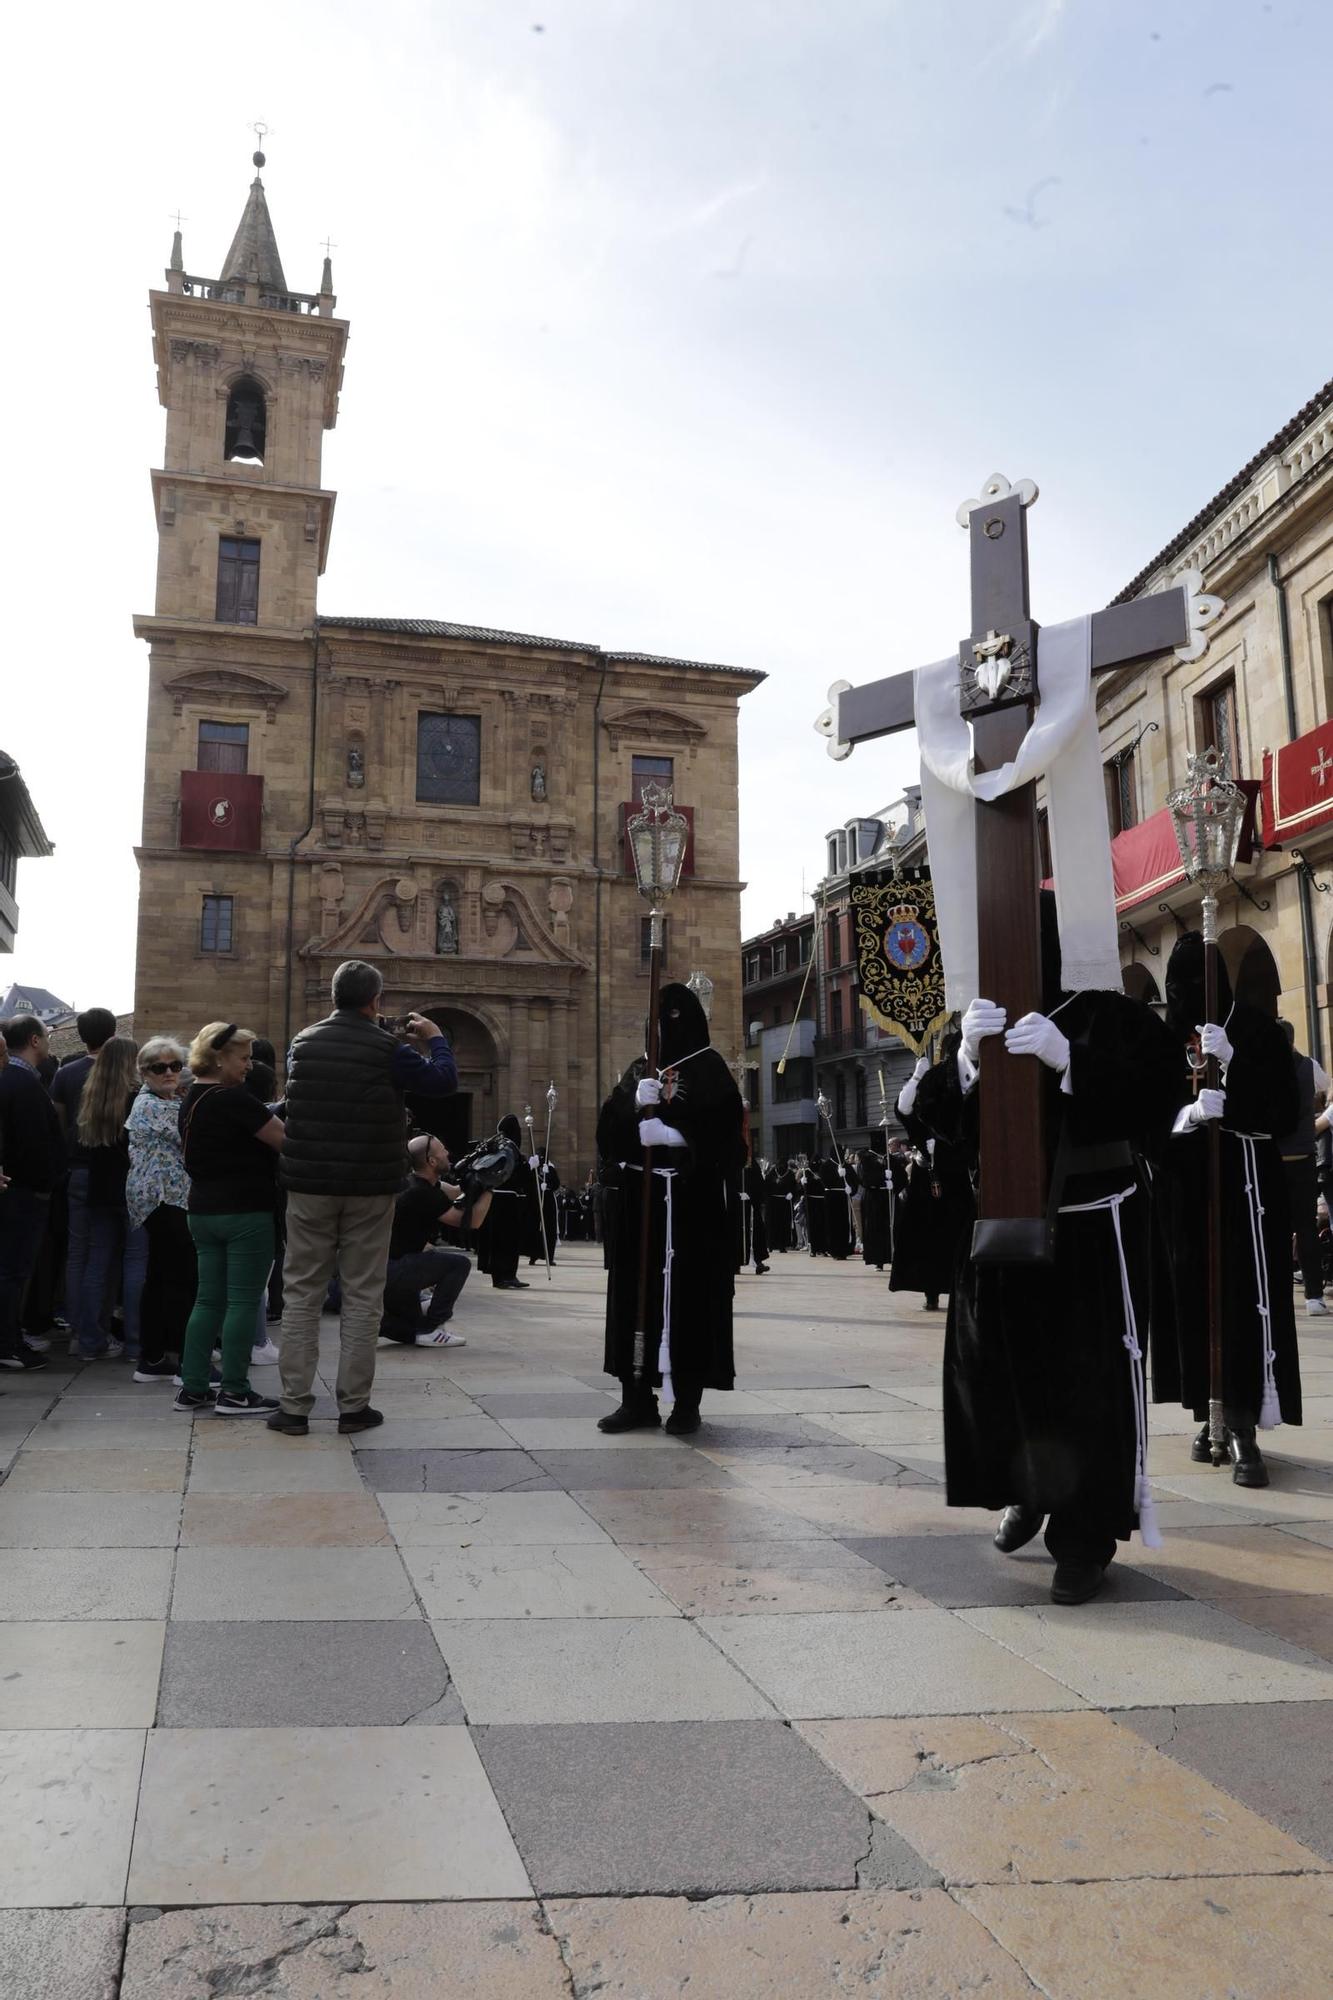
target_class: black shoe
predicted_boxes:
[993,1505,1043,1555]
[1189,1423,1215,1464]
[1228,1428,1270,1488]
[215,1390,280,1416]
[755,1263,770,1275]
[923,1297,940,1311]
[0,1344,49,1372]
[1051,1560,1107,1605]
[173,1387,217,1413]
[338,1405,385,1435]
[664,1404,701,1436]
[266,1409,309,1436]
[597,1401,660,1433]
[132,1359,176,1383]
[493,1278,530,1291]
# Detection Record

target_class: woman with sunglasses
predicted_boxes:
[125,1038,194,1383]
[175,1022,285,1415]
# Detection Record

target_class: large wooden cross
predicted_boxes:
[816,474,1208,1262]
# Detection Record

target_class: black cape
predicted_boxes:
[889,1081,970,1302]
[858,1150,893,1269]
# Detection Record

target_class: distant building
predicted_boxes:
[0,983,71,1030]
[740,911,816,1163]
[0,754,53,957]
[814,789,927,1150]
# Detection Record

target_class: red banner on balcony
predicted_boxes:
[620,803,695,878]
[1111,809,1186,915]
[180,771,263,851]
[1263,723,1333,845]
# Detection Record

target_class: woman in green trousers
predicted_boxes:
[174,1022,285,1415]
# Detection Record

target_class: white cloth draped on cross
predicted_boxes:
[914,614,1123,1011]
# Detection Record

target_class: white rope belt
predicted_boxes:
[619,1161,679,1402]
[1233,1132,1282,1429]
[1058,1183,1162,1549]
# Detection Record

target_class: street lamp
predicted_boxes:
[686,969,715,1020]
[625,781,690,1380]
[1167,745,1247,1465]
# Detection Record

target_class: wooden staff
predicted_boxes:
[633,934,665,1382]
[1202,894,1226,1465]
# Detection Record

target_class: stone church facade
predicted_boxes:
[133,156,762,1169]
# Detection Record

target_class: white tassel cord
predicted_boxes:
[1235,1133,1282,1431]
[1059,1186,1162,1549]
[656,1167,677,1406]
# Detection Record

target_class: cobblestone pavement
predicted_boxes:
[2,1244,1331,1998]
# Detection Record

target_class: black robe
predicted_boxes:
[888,1085,968,1303]
[525,1155,560,1265]
[799,1167,827,1255]
[736,1160,770,1269]
[941,990,1181,1543]
[1150,938,1302,1428]
[599,991,745,1393]
[859,1151,894,1270]
[821,1160,851,1259]
[476,1114,527,1281]
[766,1169,794,1253]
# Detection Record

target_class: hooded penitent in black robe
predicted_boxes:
[940,975,1182,1562]
[888,1081,968,1306]
[599,984,745,1401]
[736,1157,770,1270]
[476,1112,527,1285]
[1150,934,1302,1431]
[766,1166,794,1252]
[798,1163,827,1255]
[859,1149,894,1270]
[525,1152,560,1266]
[821,1158,851,1259]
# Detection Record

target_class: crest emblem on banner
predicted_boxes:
[852,872,949,1055]
[209,798,234,828]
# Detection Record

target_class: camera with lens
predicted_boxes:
[450,1132,521,1209]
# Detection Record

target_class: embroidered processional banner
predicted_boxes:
[852,868,950,1056]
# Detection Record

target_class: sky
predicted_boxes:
[5,0,1332,1014]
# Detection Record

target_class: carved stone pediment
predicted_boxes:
[600,704,707,749]
[163,667,290,723]
[302,871,586,969]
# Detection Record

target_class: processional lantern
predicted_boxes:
[1167,747,1246,941]
[685,969,715,1020]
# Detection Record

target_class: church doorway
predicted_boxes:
[404,1005,500,1149]
[1219,924,1280,1017]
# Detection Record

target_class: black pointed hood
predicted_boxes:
[499,1113,523,1145]
[1165,931,1233,1042]
[654,981,712,1068]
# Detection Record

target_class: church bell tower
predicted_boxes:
[133,143,350,1040]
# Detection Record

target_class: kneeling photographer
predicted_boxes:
[380,1133,497,1348]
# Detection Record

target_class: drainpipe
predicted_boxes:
[283,620,322,1064]
[1270,554,1324,1065]
[592,658,609,1115]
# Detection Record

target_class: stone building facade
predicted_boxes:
[132,158,762,1170]
[1094,375,1333,1065]
[740,912,817,1164]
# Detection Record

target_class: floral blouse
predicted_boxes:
[125,1087,191,1230]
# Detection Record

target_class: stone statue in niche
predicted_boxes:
[435,890,459,956]
[531,762,547,803]
[346,745,365,789]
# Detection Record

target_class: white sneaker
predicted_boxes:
[1306,1298,1329,1316]
[415,1328,467,1347]
[23,1335,51,1352]
[250,1338,282,1365]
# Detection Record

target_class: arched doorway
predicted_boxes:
[399,1005,500,1155]
[1122,962,1163,1010]
[1219,924,1280,1017]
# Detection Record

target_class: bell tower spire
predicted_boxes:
[220,129,290,300]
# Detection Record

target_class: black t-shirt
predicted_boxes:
[50,1054,94,1166]
[389,1177,450,1261]
[179,1082,279,1214]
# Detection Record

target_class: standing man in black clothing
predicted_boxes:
[381,1134,491,1347]
[49,1006,118,1355]
[0,1016,63,1372]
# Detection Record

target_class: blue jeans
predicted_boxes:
[74,1201,127,1357]
[0,1188,49,1358]
[122,1225,149,1356]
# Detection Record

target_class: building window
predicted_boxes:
[200,895,234,954]
[826,915,841,967]
[197,720,250,774]
[773,1056,813,1103]
[416,713,482,805]
[830,989,844,1035]
[0,827,15,895]
[834,1074,847,1128]
[773,941,787,974]
[1104,747,1138,837]
[746,1068,760,1110]
[1196,677,1240,777]
[855,1071,868,1127]
[631,754,674,802]
[224,376,267,462]
[743,953,760,985]
[827,837,839,876]
[640,916,669,966]
[215,537,260,624]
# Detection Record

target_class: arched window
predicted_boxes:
[225,376,267,462]
[1219,924,1281,1017]
[1122,962,1162,1010]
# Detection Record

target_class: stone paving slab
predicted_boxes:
[118,1901,570,1998]
[798,1710,1326,1885]
[1124,1523,1333,1596]
[171,1546,419,1621]
[472,1390,616,1416]
[24,1415,193,1451]
[1150,1466,1333,1519]
[0,1489,181,1546]
[400,1540,680,1618]
[353,1448,558,1493]
[434,1616,776,1722]
[749,1387,922,1413]
[474,1720,897,1896]
[127,1728,531,1904]
[3,1620,165,1726]
[754,1484,996,1536]
[567,1484,830,1544]
[379,1490,611,1544]
[186,1447,366,1494]
[959,1873,1333,1999]
[0,1547,174,1619]
[189,1423,349,1450]
[544,1886,1040,1998]
[959,1600,1333,1707]
[156,1621,462,1728]
[0,1728,144,1906]
[347,1416,519,1452]
[531,1448,741,1489]
[699,1444,939,1489]
[1116,1701,1333,1863]
[0,1446,187,1491]
[844,1533,1185,1609]
[493,1417,682,1450]
[0,1909,125,2000]
[812,1410,949,1445]
[630,1537,922,1614]
[180,1493,391,1546]
[1202,1587,1333,1663]
[700,1608,1085,1718]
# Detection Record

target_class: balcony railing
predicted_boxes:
[815,1028,866,1057]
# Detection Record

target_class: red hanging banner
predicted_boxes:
[179,772,264,851]
[1263,723,1333,846]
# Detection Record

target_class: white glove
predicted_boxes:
[639,1115,687,1150]
[635,1077,662,1107]
[961,998,1006,1064]
[912,1055,930,1081]
[898,1075,922,1115]
[528,1154,540,1172]
[1198,1022,1234,1067]
[1004,1011,1071,1075]
[1187,1087,1226,1126]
